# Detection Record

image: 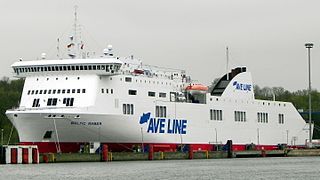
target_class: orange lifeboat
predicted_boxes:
[185,84,208,94]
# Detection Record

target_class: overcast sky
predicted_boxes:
[0,0,319,91]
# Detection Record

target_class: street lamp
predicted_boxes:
[1,129,3,146]
[305,43,313,148]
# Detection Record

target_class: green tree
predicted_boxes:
[0,77,24,145]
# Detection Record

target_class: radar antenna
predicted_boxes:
[67,5,84,59]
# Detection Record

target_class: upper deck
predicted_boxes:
[12,58,123,77]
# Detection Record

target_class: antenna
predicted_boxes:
[74,5,78,57]
[226,46,229,80]
[57,38,60,59]
[68,5,83,59]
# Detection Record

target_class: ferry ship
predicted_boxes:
[5,14,312,153]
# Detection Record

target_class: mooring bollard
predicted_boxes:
[101,144,108,162]
[189,144,193,159]
[148,144,154,160]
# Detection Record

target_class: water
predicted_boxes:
[1,157,320,180]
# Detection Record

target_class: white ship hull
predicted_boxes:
[6,94,310,152]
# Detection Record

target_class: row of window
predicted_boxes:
[122,76,173,86]
[123,104,134,115]
[156,106,167,118]
[209,110,284,124]
[101,88,114,94]
[28,89,86,95]
[279,114,285,124]
[124,78,173,86]
[14,64,121,74]
[63,98,75,107]
[209,98,287,107]
[257,112,269,123]
[47,98,58,106]
[32,99,40,107]
[235,111,247,122]
[210,109,223,121]
[127,89,167,98]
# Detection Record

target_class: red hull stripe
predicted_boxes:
[20,142,304,153]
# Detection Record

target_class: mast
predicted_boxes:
[74,5,79,58]
[68,5,83,59]
[226,46,229,80]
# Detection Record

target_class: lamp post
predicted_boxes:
[305,43,313,148]
[1,129,3,146]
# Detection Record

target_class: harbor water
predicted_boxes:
[1,157,320,180]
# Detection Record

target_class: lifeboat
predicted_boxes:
[133,69,144,74]
[185,84,208,95]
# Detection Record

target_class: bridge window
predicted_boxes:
[82,89,86,93]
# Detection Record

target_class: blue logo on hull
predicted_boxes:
[140,112,151,124]
[139,112,187,134]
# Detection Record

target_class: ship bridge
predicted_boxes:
[11,58,123,78]
[211,67,247,96]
